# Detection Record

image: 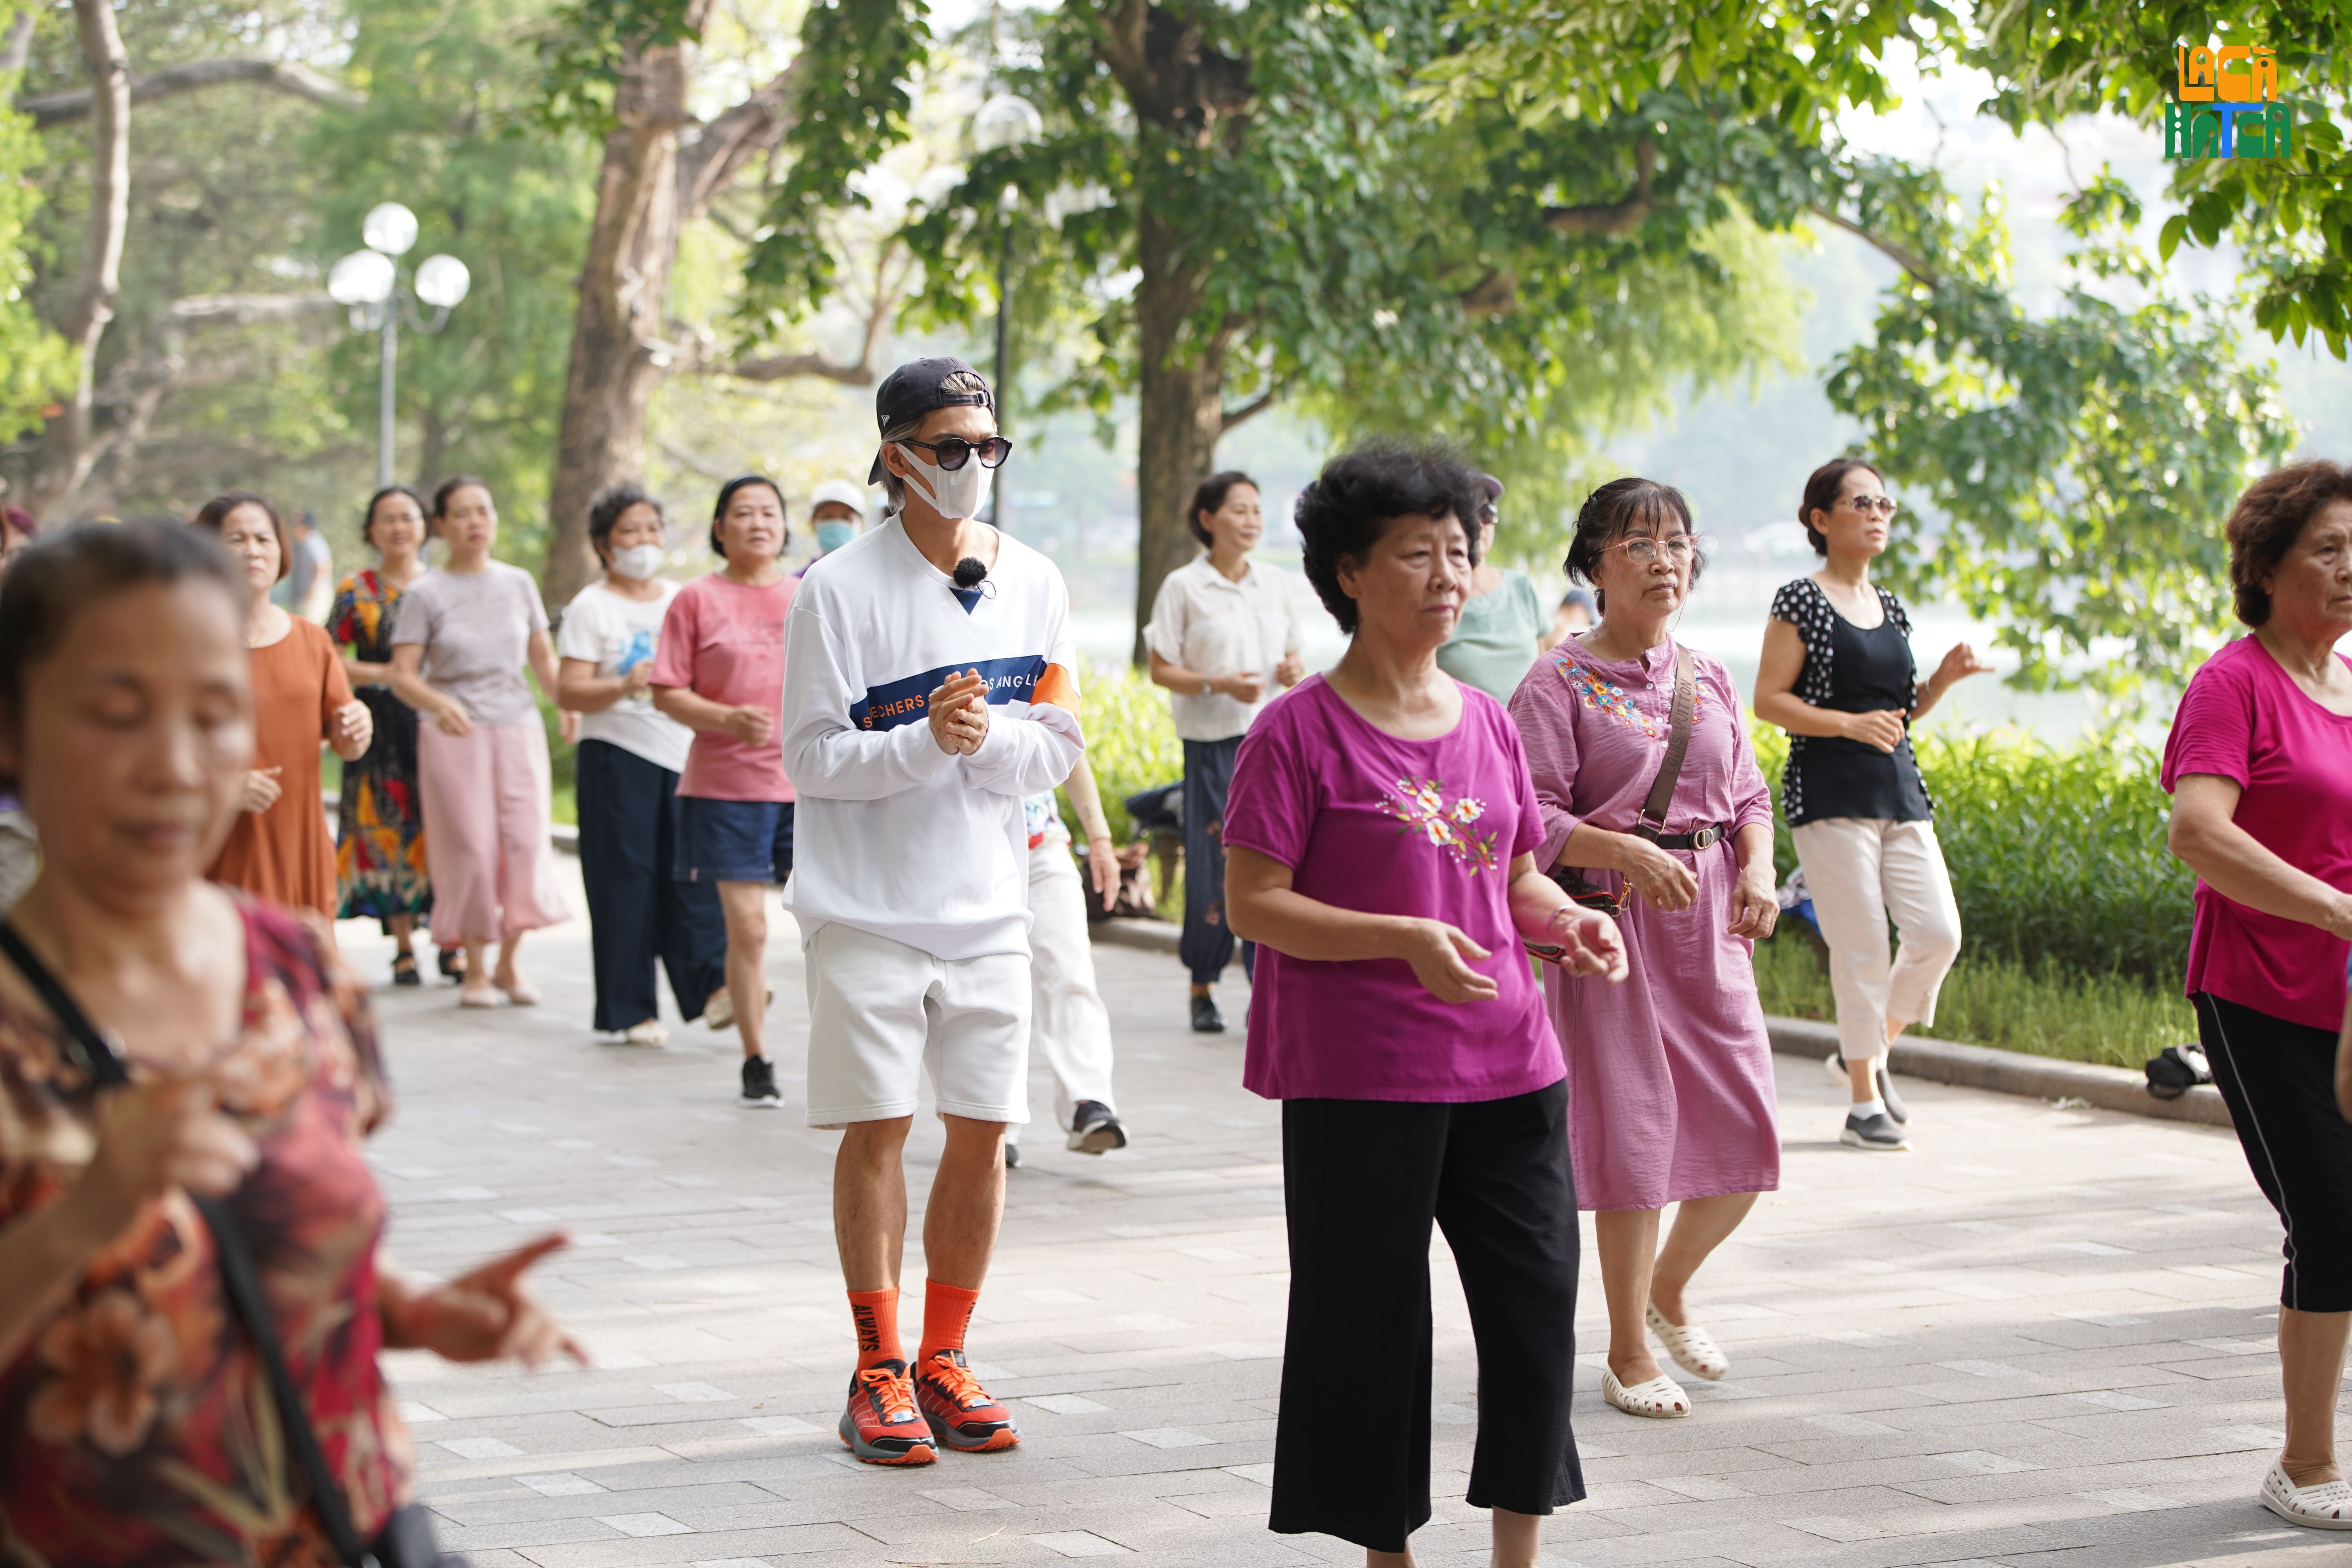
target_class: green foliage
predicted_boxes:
[531,0,702,134]
[1824,177,2296,703]
[0,63,69,441]
[739,0,933,325]
[1751,935,2196,1069]
[1750,720,2197,991]
[1967,0,2352,358]
[1062,661,1184,846]
[312,0,600,557]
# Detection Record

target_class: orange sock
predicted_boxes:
[918,1280,981,1365]
[847,1288,902,1370]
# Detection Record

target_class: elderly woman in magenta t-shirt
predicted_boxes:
[1223,442,1625,1568]
[2163,461,2352,1532]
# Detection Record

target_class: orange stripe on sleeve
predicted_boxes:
[1032,661,1081,716]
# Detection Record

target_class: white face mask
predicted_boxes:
[900,446,994,522]
[608,543,664,581]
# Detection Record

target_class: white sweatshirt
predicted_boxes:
[779,518,1084,961]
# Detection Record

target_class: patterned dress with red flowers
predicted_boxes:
[330,569,432,927]
[0,899,412,1568]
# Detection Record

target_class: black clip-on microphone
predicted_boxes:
[953,557,989,592]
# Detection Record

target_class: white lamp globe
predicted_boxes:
[327,249,397,306]
[414,253,471,309]
[362,202,419,257]
[973,94,1043,153]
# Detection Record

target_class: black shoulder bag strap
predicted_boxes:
[1633,646,1699,841]
[0,921,380,1568]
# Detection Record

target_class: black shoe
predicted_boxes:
[1875,1063,1910,1125]
[1840,1109,1909,1151]
[1004,1140,1021,1169]
[437,947,466,982]
[1191,993,1225,1033]
[1066,1100,1127,1154]
[391,953,421,987]
[740,1055,782,1108]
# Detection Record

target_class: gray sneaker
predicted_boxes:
[1840,1109,1909,1151]
[1066,1100,1127,1155]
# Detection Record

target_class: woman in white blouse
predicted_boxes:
[1143,470,1305,1033]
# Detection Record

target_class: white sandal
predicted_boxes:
[1601,1368,1690,1419]
[1647,1303,1729,1382]
[2263,1462,2352,1528]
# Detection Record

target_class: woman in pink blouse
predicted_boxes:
[1506,477,1780,1424]
[1225,443,1624,1567]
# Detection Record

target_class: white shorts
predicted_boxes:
[803,921,1031,1129]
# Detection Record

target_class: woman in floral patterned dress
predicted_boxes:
[1508,477,1781,1425]
[0,521,581,1567]
[331,486,437,986]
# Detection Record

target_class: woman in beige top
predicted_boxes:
[1143,470,1305,1033]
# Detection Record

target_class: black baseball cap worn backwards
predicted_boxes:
[866,356,996,483]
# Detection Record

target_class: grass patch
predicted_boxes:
[1751,930,2196,1071]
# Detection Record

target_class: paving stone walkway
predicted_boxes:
[345,862,2336,1568]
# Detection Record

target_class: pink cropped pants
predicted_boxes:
[417,721,572,946]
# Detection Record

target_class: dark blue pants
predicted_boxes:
[1181,736,1255,985]
[576,739,726,1033]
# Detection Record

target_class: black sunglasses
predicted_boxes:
[898,435,1014,472]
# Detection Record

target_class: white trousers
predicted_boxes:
[1012,841,1119,1142]
[1790,817,1964,1067]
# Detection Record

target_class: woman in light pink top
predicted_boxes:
[1507,477,1780,1424]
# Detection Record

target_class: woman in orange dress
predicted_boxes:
[194,492,374,918]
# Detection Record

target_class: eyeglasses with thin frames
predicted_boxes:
[898,435,1014,472]
[1603,534,1706,565]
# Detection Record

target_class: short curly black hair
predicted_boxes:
[588,482,664,565]
[1563,477,1703,614]
[2226,460,2352,626]
[1294,440,1486,635]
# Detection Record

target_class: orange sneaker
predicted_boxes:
[837,1360,937,1465]
[915,1348,1021,1452]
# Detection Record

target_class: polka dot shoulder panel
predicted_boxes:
[1767,577,1927,825]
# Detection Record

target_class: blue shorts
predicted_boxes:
[676,797,795,884]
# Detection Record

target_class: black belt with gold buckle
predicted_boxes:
[1648,821,1731,851]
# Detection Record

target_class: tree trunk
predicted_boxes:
[540,35,698,606]
[1129,208,1229,665]
[28,0,130,521]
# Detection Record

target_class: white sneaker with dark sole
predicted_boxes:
[1841,1109,1909,1150]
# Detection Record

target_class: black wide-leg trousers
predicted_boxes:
[576,739,726,1033]
[1271,1078,1585,1551]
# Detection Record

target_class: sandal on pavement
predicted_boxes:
[1647,1303,1729,1381]
[458,983,502,1009]
[391,953,421,987]
[2264,1462,2352,1529]
[1601,1368,1690,1419]
[621,1020,668,1047]
[497,976,543,1007]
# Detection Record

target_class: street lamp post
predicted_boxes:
[973,94,1041,527]
[328,203,471,489]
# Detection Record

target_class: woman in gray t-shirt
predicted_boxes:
[390,475,574,1006]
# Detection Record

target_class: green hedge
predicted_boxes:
[1750,723,2192,991]
[1067,662,1187,845]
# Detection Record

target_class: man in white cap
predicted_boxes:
[779,356,1082,1468]
[805,479,869,568]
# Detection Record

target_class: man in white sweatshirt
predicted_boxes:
[779,358,1083,1468]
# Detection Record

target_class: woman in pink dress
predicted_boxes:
[1507,477,1780,1423]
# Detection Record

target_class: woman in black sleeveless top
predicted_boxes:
[1754,459,1991,1151]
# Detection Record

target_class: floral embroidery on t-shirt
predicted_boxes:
[1554,655,1704,741]
[1379,778,1500,874]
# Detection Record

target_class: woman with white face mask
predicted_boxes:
[557,484,727,1047]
